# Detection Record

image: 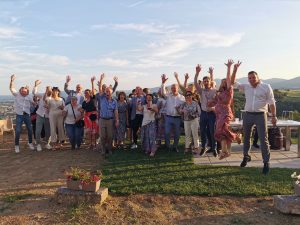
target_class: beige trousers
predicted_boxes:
[49,112,65,143]
[184,118,200,149]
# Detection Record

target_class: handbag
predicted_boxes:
[71,105,84,128]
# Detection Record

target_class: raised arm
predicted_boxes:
[98,73,105,95]
[9,74,17,96]
[91,76,96,96]
[64,75,72,95]
[183,73,189,89]
[160,74,168,97]
[194,64,202,93]
[174,72,185,93]
[32,79,43,97]
[225,59,234,88]
[231,61,242,85]
[112,76,118,93]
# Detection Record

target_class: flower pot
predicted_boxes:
[294,183,300,196]
[67,180,83,191]
[82,180,101,192]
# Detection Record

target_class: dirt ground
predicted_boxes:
[1,135,300,225]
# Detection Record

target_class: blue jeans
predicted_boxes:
[15,114,33,145]
[200,111,216,150]
[65,123,83,148]
[165,115,182,148]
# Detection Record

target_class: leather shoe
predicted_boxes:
[240,155,251,167]
[262,163,270,175]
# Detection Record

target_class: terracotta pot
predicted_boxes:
[66,180,83,191]
[294,183,300,196]
[82,180,101,192]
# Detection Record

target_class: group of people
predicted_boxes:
[9,59,277,174]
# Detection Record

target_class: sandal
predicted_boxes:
[219,151,230,160]
[236,133,242,144]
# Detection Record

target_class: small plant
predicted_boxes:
[64,167,102,185]
[291,172,300,184]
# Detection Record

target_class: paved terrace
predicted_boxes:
[194,144,300,168]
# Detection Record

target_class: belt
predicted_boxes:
[166,115,181,118]
[101,117,114,120]
[23,112,28,115]
[246,111,265,115]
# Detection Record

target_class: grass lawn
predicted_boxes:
[102,142,297,196]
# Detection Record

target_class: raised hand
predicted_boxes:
[34,80,41,87]
[195,64,201,74]
[11,74,16,82]
[113,76,118,82]
[161,74,168,84]
[174,72,179,79]
[184,73,189,80]
[100,73,105,80]
[91,76,96,82]
[225,59,234,67]
[234,61,242,70]
[208,67,214,75]
[66,75,71,83]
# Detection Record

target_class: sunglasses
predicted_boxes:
[185,94,192,97]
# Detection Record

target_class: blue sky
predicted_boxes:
[0,0,299,94]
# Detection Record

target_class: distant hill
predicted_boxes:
[149,76,300,93]
[214,76,300,89]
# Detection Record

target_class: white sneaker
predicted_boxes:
[45,144,52,150]
[131,144,137,149]
[15,145,20,153]
[37,144,42,152]
[28,143,35,150]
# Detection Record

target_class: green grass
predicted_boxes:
[3,193,34,203]
[101,145,297,196]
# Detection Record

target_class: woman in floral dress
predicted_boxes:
[208,59,242,159]
[116,92,128,148]
[138,94,158,156]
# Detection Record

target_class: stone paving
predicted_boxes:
[194,144,300,168]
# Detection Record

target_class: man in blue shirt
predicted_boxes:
[97,74,119,154]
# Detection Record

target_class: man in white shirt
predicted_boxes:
[161,74,185,152]
[237,71,277,175]
[9,75,35,153]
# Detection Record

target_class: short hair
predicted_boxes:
[203,76,211,81]
[84,89,91,94]
[71,96,78,101]
[146,93,153,99]
[118,91,127,100]
[248,71,258,76]
[143,88,150,94]
[132,89,136,93]
[52,87,60,92]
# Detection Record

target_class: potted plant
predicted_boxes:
[81,170,102,192]
[291,172,300,196]
[65,167,102,192]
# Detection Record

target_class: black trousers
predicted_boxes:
[131,114,143,144]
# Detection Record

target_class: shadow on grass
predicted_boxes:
[102,147,296,196]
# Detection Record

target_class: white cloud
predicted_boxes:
[10,16,19,24]
[0,27,23,39]
[128,0,147,8]
[98,57,130,67]
[91,23,178,34]
[50,31,79,38]
[0,49,71,66]
[193,32,244,48]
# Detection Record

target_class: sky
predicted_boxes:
[0,0,300,95]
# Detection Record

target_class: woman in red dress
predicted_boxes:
[208,59,242,159]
